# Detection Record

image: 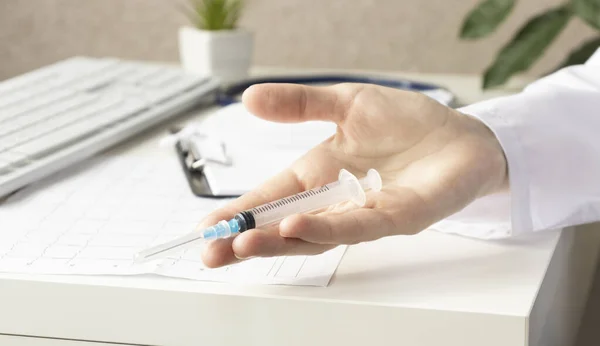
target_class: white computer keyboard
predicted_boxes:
[0,56,220,198]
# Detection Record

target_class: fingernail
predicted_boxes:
[234,254,255,260]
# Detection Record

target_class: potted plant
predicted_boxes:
[178,0,253,84]
[460,0,600,89]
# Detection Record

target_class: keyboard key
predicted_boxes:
[70,64,135,92]
[167,76,211,93]
[0,160,14,175]
[0,90,31,109]
[13,99,145,158]
[49,58,121,89]
[0,89,75,122]
[0,151,30,173]
[0,94,98,137]
[144,69,181,88]
[0,66,56,95]
[1,95,123,152]
[121,65,162,84]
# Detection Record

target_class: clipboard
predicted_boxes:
[173,137,241,199]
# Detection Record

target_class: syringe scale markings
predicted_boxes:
[252,186,331,213]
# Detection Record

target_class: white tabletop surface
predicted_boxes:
[0,70,576,346]
[0,201,561,317]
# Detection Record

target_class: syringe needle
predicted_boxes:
[134,231,206,263]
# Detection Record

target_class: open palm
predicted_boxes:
[198,83,508,268]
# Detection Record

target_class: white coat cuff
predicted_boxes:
[456,98,533,236]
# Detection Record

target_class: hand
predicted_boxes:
[198,83,508,268]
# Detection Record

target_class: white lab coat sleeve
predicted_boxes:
[436,48,600,239]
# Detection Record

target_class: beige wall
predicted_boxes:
[0,0,595,81]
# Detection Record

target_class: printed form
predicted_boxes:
[0,153,346,286]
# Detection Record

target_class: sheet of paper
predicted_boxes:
[203,148,304,195]
[0,151,346,286]
[197,103,337,195]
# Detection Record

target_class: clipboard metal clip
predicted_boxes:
[167,126,238,198]
[178,131,232,172]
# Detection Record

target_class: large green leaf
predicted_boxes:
[483,7,572,89]
[572,0,600,30]
[460,0,515,39]
[558,36,600,67]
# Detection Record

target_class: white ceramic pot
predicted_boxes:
[178,26,254,84]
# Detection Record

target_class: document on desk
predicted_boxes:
[0,153,345,286]
[198,102,337,195]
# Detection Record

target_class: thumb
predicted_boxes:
[241,83,350,125]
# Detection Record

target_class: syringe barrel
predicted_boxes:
[242,178,361,229]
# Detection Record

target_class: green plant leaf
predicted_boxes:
[183,0,243,30]
[558,36,600,67]
[572,0,600,30]
[460,0,515,39]
[483,7,572,89]
[224,0,243,29]
[175,1,200,26]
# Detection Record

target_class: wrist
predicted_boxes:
[456,109,509,195]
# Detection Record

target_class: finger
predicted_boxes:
[279,207,399,245]
[198,168,307,268]
[231,228,337,259]
[197,208,239,268]
[242,83,354,124]
[201,237,237,268]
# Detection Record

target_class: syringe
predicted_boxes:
[134,168,382,262]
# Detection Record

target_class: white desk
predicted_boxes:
[1,70,599,346]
